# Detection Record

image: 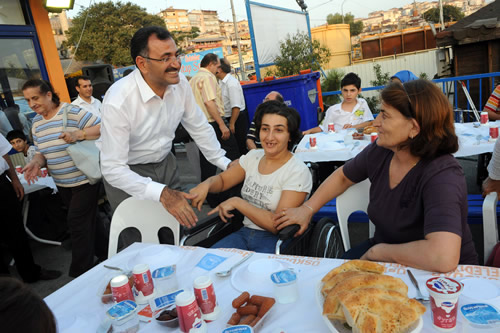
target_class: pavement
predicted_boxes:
[4,146,486,298]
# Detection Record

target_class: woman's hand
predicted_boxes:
[273,205,313,237]
[59,130,82,143]
[208,197,240,223]
[22,160,41,185]
[189,182,210,211]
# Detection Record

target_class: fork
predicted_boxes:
[407,269,429,302]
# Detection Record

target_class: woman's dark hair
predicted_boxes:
[380,79,458,159]
[0,277,56,333]
[130,26,172,66]
[254,100,301,150]
[22,79,60,106]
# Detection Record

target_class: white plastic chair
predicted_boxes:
[482,192,499,264]
[108,198,180,258]
[336,179,375,251]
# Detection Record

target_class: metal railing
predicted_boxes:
[322,72,500,122]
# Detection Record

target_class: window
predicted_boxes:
[0,0,28,25]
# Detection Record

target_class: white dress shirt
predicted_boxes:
[72,95,102,117]
[0,134,12,174]
[220,74,246,118]
[99,69,230,202]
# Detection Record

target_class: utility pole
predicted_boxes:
[439,0,445,30]
[341,0,347,24]
[230,0,245,80]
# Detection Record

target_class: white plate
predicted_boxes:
[127,245,183,271]
[231,258,289,295]
[315,281,423,333]
[461,278,500,301]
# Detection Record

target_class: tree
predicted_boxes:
[361,64,391,113]
[64,1,164,66]
[326,12,364,36]
[321,69,344,106]
[422,5,465,23]
[268,32,331,77]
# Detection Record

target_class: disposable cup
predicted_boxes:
[426,277,463,332]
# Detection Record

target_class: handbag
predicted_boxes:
[62,104,102,184]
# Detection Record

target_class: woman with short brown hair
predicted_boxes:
[276,79,478,272]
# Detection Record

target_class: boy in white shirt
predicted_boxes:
[303,72,373,134]
[7,130,36,164]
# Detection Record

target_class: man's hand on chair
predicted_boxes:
[160,187,198,228]
[482,177,500,197]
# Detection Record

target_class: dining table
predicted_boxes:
[44,242,500,332]
[295,122,496,163]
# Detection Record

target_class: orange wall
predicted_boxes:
[29,0,70,102]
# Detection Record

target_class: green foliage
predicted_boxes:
[423,5,465,23]
[419,72,429,80]
[321,69,344,106]
[64,1,164,66]
[326,12,364,36]
[268,32,331,77]
[363,64,391,113]
[369,64,391,86]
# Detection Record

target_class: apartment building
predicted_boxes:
[158,7,191,32]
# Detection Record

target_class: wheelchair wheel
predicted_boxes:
[309,217,345,258]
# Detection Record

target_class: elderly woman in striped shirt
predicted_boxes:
[22,79,101,278]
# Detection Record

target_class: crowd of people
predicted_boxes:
[2,26,500,327]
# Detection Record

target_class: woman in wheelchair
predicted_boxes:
[190,100,312,253]
[275,80,478,272]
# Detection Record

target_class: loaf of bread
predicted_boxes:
[339,288,426,333]
[321,271,374,297]
[323,273,408,321]
[321,260,385,283]
[363,126,377,134]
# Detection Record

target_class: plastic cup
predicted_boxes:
[371,132,378,143]
[152,265,178,295]
[175,291,206,333]
[193,275,220,321]
[15,165,22,174]
[328,123,335,133]
[110,274,134,303]
[309,136,317,149]
[106,300,139,333]
[271,269,298,304]
[489,124,499,140]
[132,263,155,304]
[481,112,489,125]
[40,167,48,177]
[426,277,463,331]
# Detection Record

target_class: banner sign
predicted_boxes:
[180,47,224,77]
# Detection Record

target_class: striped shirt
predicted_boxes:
[485,85,500,114]
[31,103,100,187]
[189,68,224,122]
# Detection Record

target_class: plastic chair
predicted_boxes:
[483,192,500,264]
[108,198,180,258]
[336,179,375,251]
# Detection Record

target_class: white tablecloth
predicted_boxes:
[295,123,496,163]
[44,243,500,332]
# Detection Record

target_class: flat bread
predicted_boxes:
[321,260,385,283]
[340,288,426,333]
[363,126,377,134]
[321,271,374,297]
[323,274,408,321]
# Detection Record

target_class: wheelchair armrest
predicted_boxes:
[278,224,300,240]
[183,214,223,236]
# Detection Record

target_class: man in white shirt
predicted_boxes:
[72,75,102,117]
[99,26,230,228]
[216,58,248,155]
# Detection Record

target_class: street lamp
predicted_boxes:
[341,0,347,24]
[296,0,308,12]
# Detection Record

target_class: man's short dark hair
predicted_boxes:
[200,53,219,68]
[341,72,362,90]
[74,75,91,87]
[130,26,172,67]
[219,58,231,74]
[7,129,26,143]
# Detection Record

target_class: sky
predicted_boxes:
[66,0,446,27]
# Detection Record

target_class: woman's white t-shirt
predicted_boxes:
[238,149,313,230]
[320,97,373,132]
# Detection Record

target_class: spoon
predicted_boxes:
[407,269,429,302]
[215,252,254,277]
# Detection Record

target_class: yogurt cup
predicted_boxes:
[460,303,500,332]
[426,277,463,331]
[152,265,178,295]
[271,269,298,304]
[222,325,254,333]
[106,300,139,333]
